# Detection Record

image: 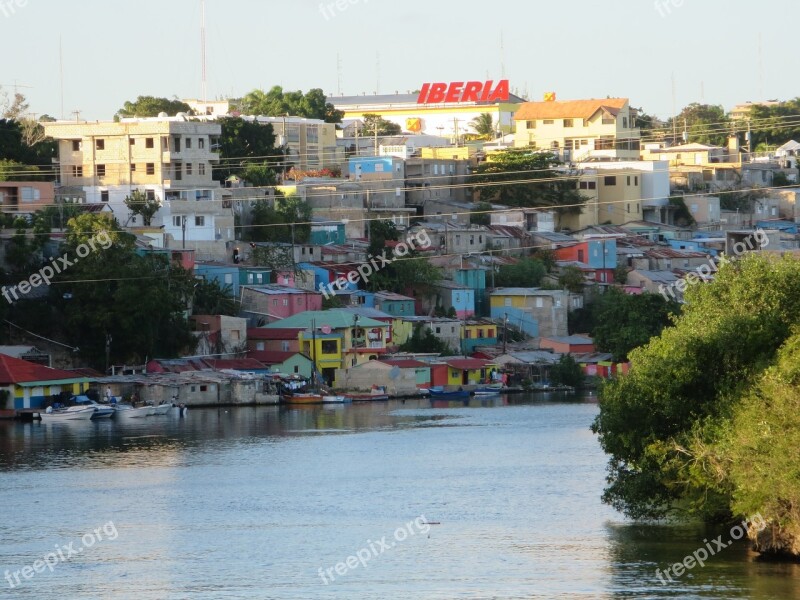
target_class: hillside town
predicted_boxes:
[1,85,799,413]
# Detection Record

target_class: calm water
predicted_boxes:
[1,395,799,599]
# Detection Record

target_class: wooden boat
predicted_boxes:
[322,395,349,404]
[345,386,390,402]
[428,387,471,399]
[282,393,324,405]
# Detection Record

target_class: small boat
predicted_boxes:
[429,387,471,399]
[474,384,504,397]
[41,406,95,422]
[71,397,115,419]
[149,403,173,416]
[114,404,151,419]
[282,393,324,405]
[322,395,349,404]
[345,386,390,402]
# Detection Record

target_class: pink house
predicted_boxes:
[240,285,323,322]
[0,182,55,214]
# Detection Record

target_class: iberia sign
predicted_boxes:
[417,80,510,105]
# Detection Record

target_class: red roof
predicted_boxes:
[248,328,303,341]
[442,359,495,370]
[248,351,305,365]
[0,354,92,384]
[380,359,429,369]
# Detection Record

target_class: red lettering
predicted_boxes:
[417,83,431,104]
[462,81,482,102]
[445,82,464,103]
[427,83,447,104]
[480,80,493,102]
[488,79,510,103]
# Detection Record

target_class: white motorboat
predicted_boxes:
[322,396,349,404]
[40,406,95,422]
[71,396,115,419]
[149,403,173,416]
[114,404,151,420]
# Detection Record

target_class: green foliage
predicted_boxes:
[669,196,696,227]
[592,254,800,520]
[115,96,193,119]
[549,354,584,389]
[124,189,161,226]
[470,113,496,139]
[666,103,730,146]
[368,252,442,296]
[400,325,455,355]
[241,163,277,187]
[240,87,343,123]
[367,220,399,258]
[0,118,56,169]
[748,98,800,148]
[50,214,196,369]
[773,171,790,187]
[473,150,586,217]
[494,258,547,288]
[360,113,402,136]
[719,185,768,212]
[192,280,238,317]
[215,116,284,183]
[558,266,586,293]
[613,264,630,285]
[247,194,311,243]
[471,202,493,226]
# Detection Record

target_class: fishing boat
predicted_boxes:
[473,383,504,397]
[149,403,173,416]
[282,392,324,405]
[71,396,115,419]
[345,386,390,402]
[322,395,349,404]
[40,406,95,422]
[114,404,151,419]
[428,387,471,399]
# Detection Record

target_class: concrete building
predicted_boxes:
[490,288,570,338]
[514,98,641,161]
[244,116,343,171]
[0,181,56,215]
[43,117,231,256]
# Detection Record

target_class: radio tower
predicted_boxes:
[201,0,208,102]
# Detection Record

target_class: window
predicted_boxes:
[563,119,574,127]
[282,341,290,352]
[465,330,472,339]
[96,139,105,150]
[321,340,338,355]
[199,138,205,149]
[186,163,193,176]
[72,140,81,152]
[623,117,629,128]
[488,329,495,337]
[536,298,544,308]
[146,163,155,175]
[583,119,590,127]
[195,216,205,227]
[101,191,109,203]
[635,176,639,185]
[20,187,40,203]
[173,216,182,227]
[604,176,617,186]
[543,119,554,125]
[602,115,615,125]
[199,163,206,176]
[130,138,136,146]
[224,273,233,285]
[627,204,631,214]
[627,176,631,186]
[145,189,156,201]
[273,299,279,307]
[478,329,485,339]
[504,298,512,307]
[526,120,536,129]
[96,164,106,178]
[173,136,181,152]
[146,138,154,149]
[131,164,137,173]
[294,365,300,374]
[72,166,83,177]
[256,342,265,351]
[579,181,597,190]
[435,327,441,334]
[185,138,192,149]
[200,385,208,392]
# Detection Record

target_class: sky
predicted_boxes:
[0,0,797,121]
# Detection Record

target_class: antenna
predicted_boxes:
[375,52,380,95]
[201,0,207,102]
[671,72,677,144]
[758,32,764,101]
[500,30,506,79]
[59,37,65,119]
[71,110,82,122]
[337,53,343,96]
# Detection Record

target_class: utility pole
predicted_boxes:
[374,120,378,156]
[502,313,508,355]
[182,215,187,249]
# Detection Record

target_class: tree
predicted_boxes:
[473,150,586,221]
[115,96,193,119]
[592,254,800,521]
[5,217,36,274]
[124,189,161,226]
[192,279,238,316]
[240,87,343,123]
[0,159,42,182]
[494,259,547,288]
[50,214,196,369]
[471,202,493,226]
[367,220,399,259]
[748,98,800,149]
[665,103,730,146]
[549,355,584,388]
[400,325,455,355]
[215,116,284,183]
[360,113,401,137]
[613,264,630,285]
[558,266,585,293]
[246,194,311,244]
[470,113,496,139]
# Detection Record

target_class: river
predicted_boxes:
[1,394,799,599]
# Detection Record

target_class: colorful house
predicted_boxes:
[380,359,432,389]
[430,358,499,387]
[195,263,241,297]
[431,281,476,319]
[540,336,596,354]
[553,239,617,283]
[248,351,315,379]
[240,285,323,322]
[461,320,498,354]
[248,328,303,353]
[373,292,416,317]
[0,355,93,410]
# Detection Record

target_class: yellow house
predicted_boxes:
[431,359,499,387]
[0,355,93,410]
[299,332,343,381]
[564,169,644,229]
[514,98,640,161]
[391,318,414,347]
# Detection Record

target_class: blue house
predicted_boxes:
[298,263,358,294]
[373,292,416,317]
[195,263,242,297]
[432,281,476,319]
[310,219,347,245]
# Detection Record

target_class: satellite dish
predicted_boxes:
[389,366,401,380]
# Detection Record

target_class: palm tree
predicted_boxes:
[471,113,496,140]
